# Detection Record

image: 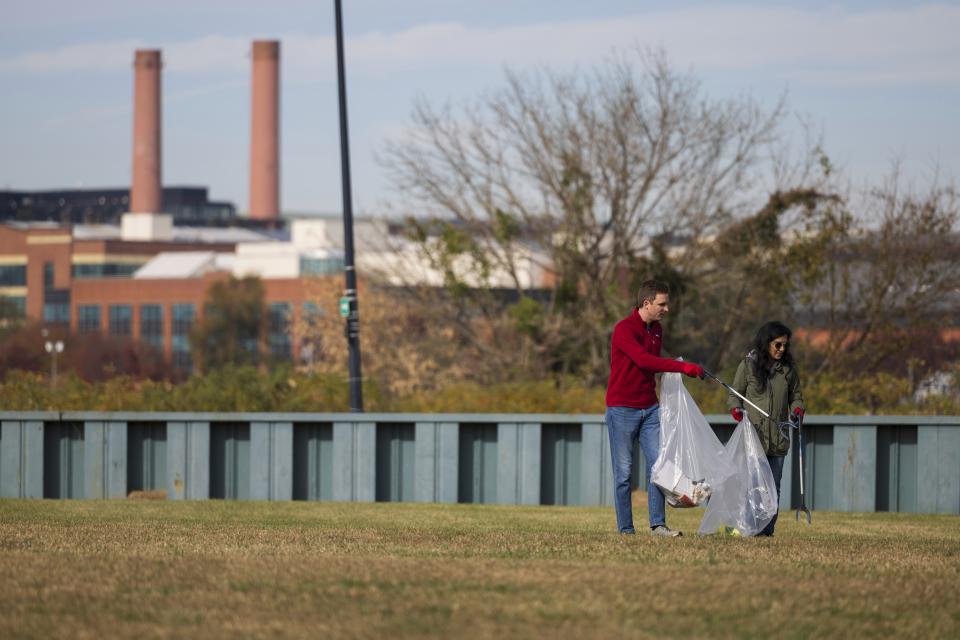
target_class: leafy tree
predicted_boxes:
[784,173,960,378]
[191,276,266,372]
[673,186,840,370]
[0,322,49,374]
[297,276,475,396]
[63,333,168,382]
[0,297,25,339]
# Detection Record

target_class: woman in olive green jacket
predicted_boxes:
[728,320,805,536]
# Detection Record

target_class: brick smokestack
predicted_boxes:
[249,40,280,220]
[131,49,162,213]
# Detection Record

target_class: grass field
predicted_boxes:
[1,497,958,639]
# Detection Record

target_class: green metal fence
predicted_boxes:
[0,412,957,514]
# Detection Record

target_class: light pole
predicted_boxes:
[334,0,364,412]
[44,339,64,390]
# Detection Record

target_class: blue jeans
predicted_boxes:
[605,405,666,533]
[761,455,785,536]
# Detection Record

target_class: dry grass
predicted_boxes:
[1,498,958,639]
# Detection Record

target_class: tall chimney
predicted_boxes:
[249,40,280,220]
[131,49,162,213]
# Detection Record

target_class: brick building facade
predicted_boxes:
[0,222,319,374]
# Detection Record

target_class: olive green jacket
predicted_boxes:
[728,351,805,457]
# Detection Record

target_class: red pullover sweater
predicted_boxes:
[605,309,689,409]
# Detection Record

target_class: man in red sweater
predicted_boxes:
[606,279,704,535]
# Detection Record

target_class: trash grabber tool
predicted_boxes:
[795,412,812,524]
[700,368,770,419]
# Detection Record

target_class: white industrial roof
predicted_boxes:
[133,251,229,279]
[72,224,274,243]
[72,224,121,240]
[5,221,65,231]
[170,226,275,243]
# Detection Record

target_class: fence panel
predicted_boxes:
[415,422,458,503]
[210,423,250,500]
[541,424,582,506]
[375,423,415,502]
[458,423,497,504]
[876,425,918,512]
[1,420,44,498]
[127,422,167,494]
[84,421,127,499]
[293,423,333,501]
[43,422,84,499]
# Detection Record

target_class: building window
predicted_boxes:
[44,262,54,288]
[43,302,70,326]
[108,304,132,336]
[172,303,195,335]
[78,305,101,333]
[0,265,26,286]
[268,302,291,361]
[0,296,26,318]
[300,255,345,275]
[72,263,141,279]
[140,304,163,351]
[43,288,70,326]
[172,303,195,373]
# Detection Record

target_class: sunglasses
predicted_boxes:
[771,341,789,351]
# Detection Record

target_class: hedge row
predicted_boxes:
[1,366,956,415]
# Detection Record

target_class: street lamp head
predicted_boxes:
[44,340,64,353]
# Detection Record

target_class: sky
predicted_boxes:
[1,1,959,216]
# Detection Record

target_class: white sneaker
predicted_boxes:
[651,525,682,537]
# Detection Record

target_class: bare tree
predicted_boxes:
[380,49,797,383]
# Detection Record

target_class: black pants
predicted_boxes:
[761,455,785,536]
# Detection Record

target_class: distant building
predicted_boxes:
[0,187,238,227]
[0,218,344,375]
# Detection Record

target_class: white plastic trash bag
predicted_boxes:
[698,417,779,537]
[651,372,732,508]
[653,372,780,536]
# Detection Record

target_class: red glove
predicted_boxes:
[793,407,805,420]
[731,408,744,423]
[680,362,705,378]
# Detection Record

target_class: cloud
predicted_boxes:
[0,4,958,87]
[0,39,146,73]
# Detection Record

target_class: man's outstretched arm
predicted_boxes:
[613,326,704,378]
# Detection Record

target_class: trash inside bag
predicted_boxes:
[653,372,779,536]
[651,372,730,508]
[656,459,712,507]
[697,417,779,537]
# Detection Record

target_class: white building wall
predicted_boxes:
[233,242,301,278]
[357,240,553,289]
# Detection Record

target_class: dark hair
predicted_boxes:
[750,320,794,392]
[637,279,670,307]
